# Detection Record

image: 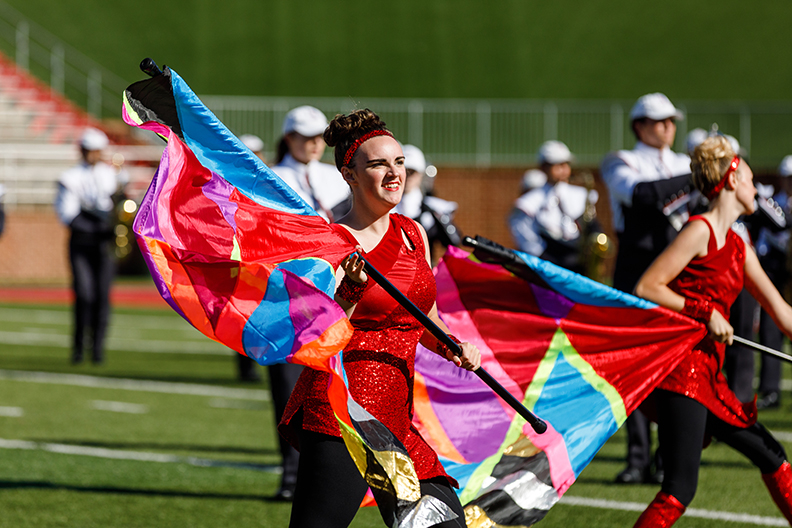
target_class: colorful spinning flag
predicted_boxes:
[122,64,457,528]
[412,245,707,527]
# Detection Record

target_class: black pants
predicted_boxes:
[656,389,786,506]
[290,429,465,528]
[725,289,782,402]
[614,256,661,474]
[624,409,658,472]
[69,238,114,362]
[268,363,303,492]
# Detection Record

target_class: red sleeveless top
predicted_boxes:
[658,215,757,427]
[279,213,454,485]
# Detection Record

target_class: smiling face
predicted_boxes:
[343,135,406,213]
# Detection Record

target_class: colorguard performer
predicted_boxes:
[632,136,792,526]
[279,109,480,528]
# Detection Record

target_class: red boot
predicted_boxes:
[762,461,792,523]
[633,491,686,527]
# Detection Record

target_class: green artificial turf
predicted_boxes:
[1,302,791,527]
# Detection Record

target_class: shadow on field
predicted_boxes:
[589,453,752,469]
[579,453,754,485]
[28,438,277,456]
[0,480,279,501]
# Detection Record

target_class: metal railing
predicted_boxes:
[202,95,792,169]
[0,1,128,119]
[0,144,161,208]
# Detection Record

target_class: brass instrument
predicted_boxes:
[572,170,614,283]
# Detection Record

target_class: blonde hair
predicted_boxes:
[690,136,737,198]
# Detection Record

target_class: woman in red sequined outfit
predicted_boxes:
[280,109,481,528]
[632,135,792,527]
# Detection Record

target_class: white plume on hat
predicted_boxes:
[630,93,684,121]
[239,134,264,152]
[779,155,792,177]
[282,106,329,137]
[402,144,427,173]
[80,127,109,151]
[521,169,547,193]
[537,140,574,165]
[723,134,741,157]
[685,128,708,154]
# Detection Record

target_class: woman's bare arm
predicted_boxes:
[635,219,734,344]
[634,220,710,309]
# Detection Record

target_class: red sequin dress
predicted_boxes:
[658,215,757,427]
[280,213,454,485]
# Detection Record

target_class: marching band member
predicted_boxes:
[602,93,692,484]
[509,140,597,274]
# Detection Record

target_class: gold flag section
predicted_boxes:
[502,434,542,458]
[464,504,524,528]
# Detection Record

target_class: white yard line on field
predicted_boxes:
[770,430,792,443]
[0,406,23,417]
[0,437,279,473]
[0,369,270,401]
[0,307,189,330]
[0,433,784,525]
[560,496,787,526]
[208,398,267,410]
[0,330,231,355]
[90,400,149,414]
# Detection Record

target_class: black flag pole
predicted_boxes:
[359,255,548,434]
[733,335,792,364]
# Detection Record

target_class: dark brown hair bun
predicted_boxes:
[324,109,388,169]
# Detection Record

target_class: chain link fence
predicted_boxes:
[0,1,127,119]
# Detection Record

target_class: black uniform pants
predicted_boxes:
[725,289,782,402]
[614,252,660,473]
[289,429,465,528]
[69,238,113,361]
[656,389,786,506]
[269,363,303,492]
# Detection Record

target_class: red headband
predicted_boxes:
[705,155,740,200]
[342,130,394,166]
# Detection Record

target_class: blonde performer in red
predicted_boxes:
[632,136,792,526]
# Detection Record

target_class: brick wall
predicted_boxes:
[0,167,622,283]
[433,167,616,277]
[0,208,70,283]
